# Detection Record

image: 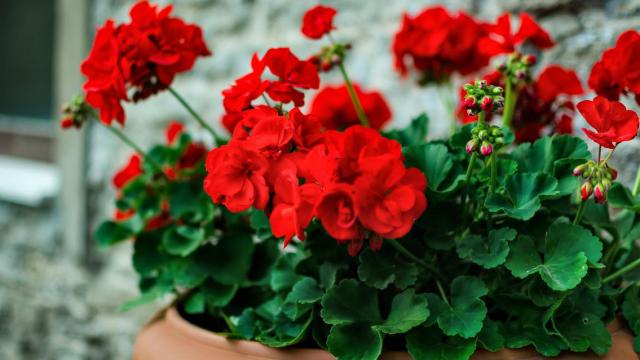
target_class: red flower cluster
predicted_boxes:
[301,5,337,39]
[392,6,490,82]
[221,48,320,132]
[458,65,584,142]
[479,12,554,57]
[392,8,553,84]
[205,107,426,255]
[82,1,211,125]
[310,84,392,130]
[588,30,640,104]
[578,96,639,149]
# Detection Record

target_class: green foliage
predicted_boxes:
[384,113,429,147]
[485,172,559,220]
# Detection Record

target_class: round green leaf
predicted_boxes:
[456,228,517,269]
[407,326,476,360]
[485,173,558,220]
[374,288,429,334]
[327,323,382,360]
[320,279,382,326]
[162,226,205,257]
[357,249,418,290]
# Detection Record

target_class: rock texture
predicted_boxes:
[2,0,640,359]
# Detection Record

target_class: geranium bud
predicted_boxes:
[515,70,527,80]
[497,63,507,72]
[594,184,606,203]
[491,127,502,136]
[523,54,537,65]
[573,164,587,177]
[480,141,493,156]
[481,97,493,111]
[309,55,320,65]
[495,136,504,145]
[477,80,487,88]
[478,130,488,140]
[464,97,476,109]
[601,179,612,191]
[60,117,76,129]
[491,87,504,95]
[608,167,618,180]
[466,139,478,154]
[331,54,341,65]
[581,182,593,200]
[321,59,332,71]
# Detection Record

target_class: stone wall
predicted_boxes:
[2,0,640,359]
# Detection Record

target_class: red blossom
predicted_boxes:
[588,30,640,103]
[479,12,554,57]
[204,143,270,212]
[301,5,337,40]
[262,48,320,106]
[112,154,143,189]
[315,184,362,241]
[578,96,640,149]
[311,84,392,130]
[221,54,269,114]
[392,6,490,82]
[81,1,210,126]
[165,121,185,144]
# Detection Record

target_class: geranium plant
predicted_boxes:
[62,2,640,359]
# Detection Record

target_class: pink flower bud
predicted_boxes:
[581,182,593,201]
[480,142,493,156]
[524,54,537,65]
[466,140,478,154]
[481,97,493,112]
[573,164,586,177]
[515,70,527,80]
[594,184,606,204]
[609,167,618,180]
[464,97,476,109]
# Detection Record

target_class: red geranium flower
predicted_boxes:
[578,96,639,149]
[392,6,490,82]
[301,5,337,40]
[204,143,270,212]
[262,48,320,106]
[480,12,554,57]
[315,183,362,241]
[113,154,143,189]
[81,1,210,126]
[165,121,185,144]
[355,158,427,239]
[269,170,320,245]
[588,30,640,103]
[221,54,269,114]
[310,84,392,130]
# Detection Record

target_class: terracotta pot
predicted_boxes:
[133,307,638,360]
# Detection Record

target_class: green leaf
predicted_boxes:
[384,113,429,147]
[450,124,474,151]
[283,277,324,320]
[456,228,517,269]
[485,173,558,220]
[119,278,172,312]
[320,279,382,325]
[357,249,418,290]
[428,276,488,338]
[207,232,255,285]
[556,313,612,355]
[505,222,602,291]
[162,226,205,257]
[201,279,238,307]
[327,323,382,360]
[374,289,429,334]
[249,210,274,240]
[407,326,476,360]
[95,221,133,247]
[608,183,640,211]
[184,291,205,314]
[132,231,165,277]
[319,262,344,290]
[478,319,504,352]
[270,252,306,292]
[405,143,465,195]
[505,323,566,357]
[623,287,640,336]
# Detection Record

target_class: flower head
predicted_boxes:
[301,5,337,40]
[578,96,639,149]
[310,84,392,130]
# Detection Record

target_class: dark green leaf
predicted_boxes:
[357,249,418,290]
[557,313,611,355]
[405,143,465,195]
[608,183,640,211]
[374,289,429,334]
[407,325,476,360]
[184,291,205,314]
[456,228,517,269]
[384,113,429,147]
[478,319,504,352]
[327,323,382,360]
[428,276,488,338]
[485,173,558,220]
[162,226,205,257]
[95,221,133,247]
[320,279,382,326]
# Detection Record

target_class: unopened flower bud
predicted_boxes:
[481,97,493,112]
[60,117,77,129]
[491,127,502,136]
[466,139,478,154]
[497,63,507,72]
[495,137,504,145]
[594,184,607,203]
[477,80,487,88]
[581,182,593,200]
[515,70,527,80]
[573,164,587,177]
[480,142,493,156]
[464,97,476,109]
[601,179,612,191]
[331,54,341,65]
[478,130,488,140]
[321,59,332,71]
[608,167,618,180]
[491,86,504,95]
[523,54,537,65]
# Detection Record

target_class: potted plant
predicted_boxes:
[61,1,640,359]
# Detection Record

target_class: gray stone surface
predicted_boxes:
[2,0,640,359]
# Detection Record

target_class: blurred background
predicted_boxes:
[1,0,640,359]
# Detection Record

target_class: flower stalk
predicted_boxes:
[603,257,640,283]
[502,80,518,129]
[168,87,224,145]
[102,123,164,174]
[573,200,587,225]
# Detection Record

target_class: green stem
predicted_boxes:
[465,153,478,185]
[168,87,223,145]
[261,94,273,107]
[490,151,498,193]
[477,111,486,124]
[573,200,587,225]
[603,257,640,283]
[435,279,450,306]
[633,166,640,197]
[502,80,517,130]
[103,123,164,173]
[388,241,436,273]
[337,62,370,127]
